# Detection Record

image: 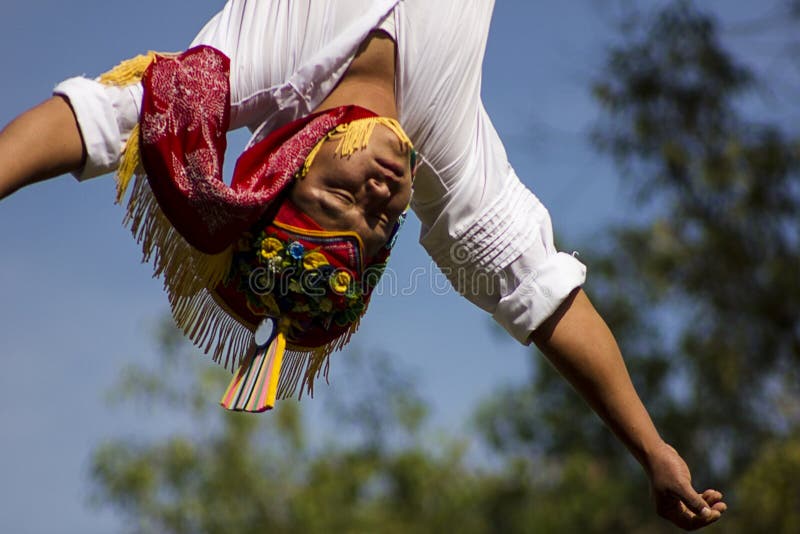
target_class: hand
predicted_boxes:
[646,442,727,530]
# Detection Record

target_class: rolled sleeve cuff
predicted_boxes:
[493,251,587,345]
[53,77,140,181]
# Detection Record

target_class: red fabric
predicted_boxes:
[140,45,376,254]
[138,45,392,349]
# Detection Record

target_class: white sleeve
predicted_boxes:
[53,0,264,181]
[53,78,143,181]
[491,209,588,344]
[419,180,587,344]
[416,104,587,345]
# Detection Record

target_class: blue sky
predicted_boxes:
[0,1,791,532]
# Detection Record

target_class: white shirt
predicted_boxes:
[54,0,586,344]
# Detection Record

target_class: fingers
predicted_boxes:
[702,489,728,513]
[681,486,717,518]
[663,485,723,531]
[647,444,727,530]
[681,489,727,530]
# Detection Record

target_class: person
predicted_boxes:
[0,0,726,529]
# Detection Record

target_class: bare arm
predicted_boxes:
[530,288,727,530]
[0,96,86,200]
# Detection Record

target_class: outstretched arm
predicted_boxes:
[0,96,85,200]
[530,288,727,530]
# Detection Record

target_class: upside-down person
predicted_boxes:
[0,1,726,529]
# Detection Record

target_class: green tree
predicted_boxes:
[731,432,800,533]
[89,322,673,534]
[477,1,799,532]
[590,0,800,482]
[90,321,494,534]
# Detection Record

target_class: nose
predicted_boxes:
[365,176,392,205]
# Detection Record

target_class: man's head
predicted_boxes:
[291,120,414,258]
[212,111,417,350]
[195,107,417,350]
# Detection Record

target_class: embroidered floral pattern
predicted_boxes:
[329,271,352,294]
[288,241,305,260]
[302,251,329,270]
[230,231,367,330]
[260,237,283,259]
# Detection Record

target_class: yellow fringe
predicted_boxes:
[98,51,159,86]
[116,124,141,204]
[99,51,172,204]
[276,351,307,399]
[335,117,413,158]
[300,117,414,178]
[170,285,254,370]
[123,174,232,295]
[119,174,247,368]
[116,168,367,398]
[300,135,327,178]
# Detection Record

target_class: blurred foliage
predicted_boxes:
[90,1,799,532]
[592,0,800,481]
[92,326,664,534]
[479,0,800,531]
[92,329,487,534]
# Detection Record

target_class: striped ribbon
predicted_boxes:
[220,322,287,412]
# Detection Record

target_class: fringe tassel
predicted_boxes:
[98,51,159,86]
[119,173,248,369]
[170,288,253,370]
[98,50,165,204]
[300,135,326,178]
[116,124,141,204]
[334,118,377,157]
[300,117,414,178]
[122,174,232,299]
[276,351,308,399]
[334,117,413,158]
[291,317,361,399]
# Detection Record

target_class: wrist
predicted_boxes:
[639,439,673,478]
[610,418,665,475]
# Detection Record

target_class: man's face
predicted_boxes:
[291,124,413,258]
